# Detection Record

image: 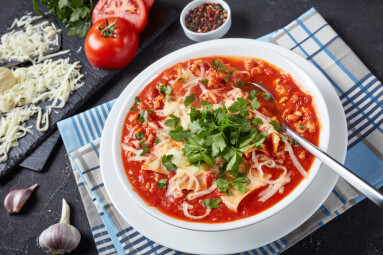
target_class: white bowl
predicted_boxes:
[180,0,232,42]
[111,39,330,232]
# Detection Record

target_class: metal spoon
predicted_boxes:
[251,82,383,207]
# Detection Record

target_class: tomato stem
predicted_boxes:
[98,18,119,37]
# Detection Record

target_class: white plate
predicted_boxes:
[100,39,347,254]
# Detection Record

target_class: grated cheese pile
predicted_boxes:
[0,59,83,162]
[0,13,59,64]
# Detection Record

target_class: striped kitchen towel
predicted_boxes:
[57,7,383,255]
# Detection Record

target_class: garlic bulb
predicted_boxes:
[38,199,81,255]
[4,183,38,214]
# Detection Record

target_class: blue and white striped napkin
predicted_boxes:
[58,8,383,255]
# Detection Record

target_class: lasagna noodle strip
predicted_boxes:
[221,177,268,213]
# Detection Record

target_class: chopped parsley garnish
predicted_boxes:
[235,81,245,87]
[288,138,299,145]
[264,94,272,100]
[169,126,191,142]
[269,120,282,132]
[227,69,235,76]
[212,59,227,72]
[230,177,248,193]
[228,97,249,117]
[130,106,137,111]
[155,138,160,144]
[184,93,195,107]
[252,117,262,125]
[258,81,263,85]
[165,114,180,128]
[251,97,260,109]
[224,75,229,83]
[202,78,209,85]
[177,77,184,82]
[178,97,267,177]
[135,131,144,139]
[156,83,172,101]
[139,138,145,144]
[201,100,213,108]
[156,179,167,189]
[162,154,177,171]
[214,176,249,195]
[249,90,258,99]
[299,124,305,129]
[293,86,296,88]
[135,97,141,104]
[141,145,149,155]
[202,198,221,209]
[138,109,153,123]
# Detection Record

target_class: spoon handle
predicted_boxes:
[285,127,383,207]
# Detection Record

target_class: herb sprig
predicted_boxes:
[32,0,93,37]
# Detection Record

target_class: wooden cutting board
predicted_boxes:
[0,0,178,179]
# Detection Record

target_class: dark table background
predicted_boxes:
[1,0,383,254]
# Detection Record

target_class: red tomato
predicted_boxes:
[142,0,154,10]
[92,0,148,34]
[85,18,139,69]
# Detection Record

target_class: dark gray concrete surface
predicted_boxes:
[0,0,382,254]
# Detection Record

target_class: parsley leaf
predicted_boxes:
[184,93,195,107]
[269,120,282,132]
[300,124,305,129]
[33,0,93,37]
[252,117,262,125]
[214,179,229,192]
[202,78,209,85]
[201,100,213,108]
[138,109,153,124]
[224,75,229,83]
[264,94,272,100]
[156,179,167,189]
[202,198,221,209]
[130,106,137,111]
[135,132,144,139]
[162,154,177,171]
[230,182,248,194]
[177,77,184,82]
[141,145,149,155]
[165,114,180,128]
[156,83,172,101]
[228,97,249,117]
[251,97,261,109]
[288,138,299,145]
[169,126,191,141]
[135,97,141,104]
[249,90,258,99]
[235,81,244,87]
[212,59,227,72]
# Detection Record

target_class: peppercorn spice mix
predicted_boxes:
[185,3,228,33]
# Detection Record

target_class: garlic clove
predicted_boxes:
[38,199,81,255]
[4,183,38,214]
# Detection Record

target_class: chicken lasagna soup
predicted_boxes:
[121,56,320,223]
